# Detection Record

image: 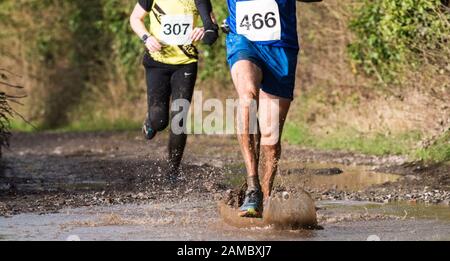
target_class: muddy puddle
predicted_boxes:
[224,161,402,192]
[0,198,449,241]
[1,132,449,241]
[278,162,402,192]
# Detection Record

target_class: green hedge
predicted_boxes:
[348,0,450,83]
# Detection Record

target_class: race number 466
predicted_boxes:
[160,15,194,45]
[236,0,281,41]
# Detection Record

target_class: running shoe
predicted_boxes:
[142,119,156,140]
[239,189,263,218]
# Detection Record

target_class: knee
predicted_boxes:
[237,79,258,99]
[234,77,259,104]
[151,118,169,132]
[149,107,169,131]
[240,91,258,103]
[260,133,280,146]
[238,88,258,109]
[260,125,280,146]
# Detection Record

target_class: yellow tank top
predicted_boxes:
[148,0,199,65]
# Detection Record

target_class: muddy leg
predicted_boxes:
[168,63,197,177]
[259,91,291,200]
[168,133,187,175]
[145,66,171,136]
[231,60,263,190]
[260,144,281,200]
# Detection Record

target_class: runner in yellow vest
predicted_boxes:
[130,0,218,182]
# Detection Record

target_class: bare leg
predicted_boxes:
[259,90,291,200]
[231,60,263,190]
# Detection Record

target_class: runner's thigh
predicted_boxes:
[145,66,172,130]
[231,60,263,99]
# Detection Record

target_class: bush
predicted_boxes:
[198,0,229,81]
[0,69,24,156]
[0,89,12,156]
[348,0,450,83]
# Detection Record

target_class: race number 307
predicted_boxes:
[160,15,193,45]
[163,23,190,36]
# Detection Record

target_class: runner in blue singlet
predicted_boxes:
[192,0,321,217]
[225,0,322,217]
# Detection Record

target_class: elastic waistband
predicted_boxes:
[142,53,198,69]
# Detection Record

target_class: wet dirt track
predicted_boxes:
[1,200,449,241]
[0,131,449,241]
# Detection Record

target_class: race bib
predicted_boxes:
[160,15,194,45]
[236,0,281,41]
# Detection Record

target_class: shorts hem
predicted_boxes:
[260,87,294,101]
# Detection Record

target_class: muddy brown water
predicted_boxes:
[279,162,402,192]
[0,132,449,241]
[0,199,449,241]
[218,189,318,229]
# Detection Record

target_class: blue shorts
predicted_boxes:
[226,33,299,100]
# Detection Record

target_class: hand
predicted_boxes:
[189,27,205,42]
[145,36,162,53]
[203,23,219,45]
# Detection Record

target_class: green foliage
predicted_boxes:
[416,131,450,162]
[60,117,141,132]
[99,0,143,80]
[283,122,420,157]
[284,121,449,163]
[348,0,450,82]
[0,92,12,150]
[198,0,229,81]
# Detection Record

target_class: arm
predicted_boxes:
[129,2,162,52]
[195,0,219,45]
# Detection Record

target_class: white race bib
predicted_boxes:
[160,15,194,45]
[236,0,281,41]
